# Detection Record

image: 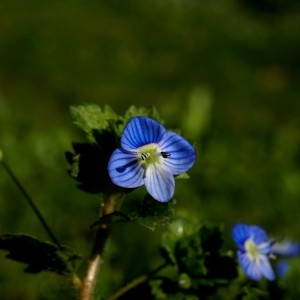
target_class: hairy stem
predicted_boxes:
[80,194,116,300]
[1,160,62,249]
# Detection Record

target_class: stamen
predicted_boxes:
[161,151,171,158]
[141,152,150,161]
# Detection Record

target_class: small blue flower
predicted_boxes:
[272,240,300,278]
[272,240,300,257]
[232,223,275,281]
[108,116,196,202]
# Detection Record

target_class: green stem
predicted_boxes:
[1,160,62,249]
[80,194,116,300]
[106,261,169,300]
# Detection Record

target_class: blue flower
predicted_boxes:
[108,116,196,202]
[272,240,300,278]
[232,223,275,281]
[272,240,300,257]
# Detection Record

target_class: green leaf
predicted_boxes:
[150,278,199,300]
[0,234,78,275]
[175,172,190,180]
[241,286,268,300]
[160,217,196,266]
[174,231,207,277]
[131,194,175,231]
[70,104,121,142]
[178,272,192,289]
[124,105,163,125]
[66,141,120,194]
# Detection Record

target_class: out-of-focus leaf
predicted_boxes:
[178,272,192,289]
[0,234,77,275]
[160,217,196,265]
[124,105,163,127]
[174,231,207,277]
[150,278,199,300]
[131,194,175,231]
[241,286,269,300]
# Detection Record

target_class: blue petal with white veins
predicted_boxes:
[232,223,270,249]
[238,250,275,281]
[121,116,166,151]
[259,255,275,281]
[249,225,269,245]
[159,132,196,175]
[144,164,175,202]
[238,251,261,281]
[108,149,144,188]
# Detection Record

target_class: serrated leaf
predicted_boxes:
[70,104,120,142]
[131,194,175,231]
[174,232,207,277]
[0,234,76,275]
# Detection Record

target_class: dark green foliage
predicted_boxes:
[152,223,238,299]
[66,141,119,194]
[131,194,175,231]
[0,234,79,275]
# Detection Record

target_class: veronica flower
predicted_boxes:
[272,240,300,278]
[232,223,275,281]
[108,116,196,202]
[271,240,300,257]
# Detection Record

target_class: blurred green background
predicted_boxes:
[1,0,300,299]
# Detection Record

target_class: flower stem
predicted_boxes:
[1,159,62,249]
[80,194,116,300]
[106,261,169,300]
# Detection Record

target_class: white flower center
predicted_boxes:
[245,238,260,261]
[137,143,170,165]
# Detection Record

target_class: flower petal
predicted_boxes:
[249,225,269,245]
[257,254,275,281]
[232,223,252,249]
[238,251,261,281]
[144,164,175,202]
[159,132,196,175]
[272,241,300,257]
[108,149,144,188]
[238,251,275,281]
[121,116,166,151]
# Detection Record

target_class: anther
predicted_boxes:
[141,152,150,161]
[161,152,171,158]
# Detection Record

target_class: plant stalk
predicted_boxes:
[80,194,116,300]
